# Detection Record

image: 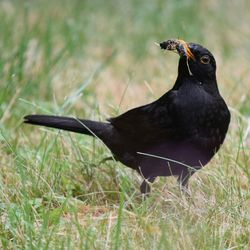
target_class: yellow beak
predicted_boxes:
[178,39,196,61]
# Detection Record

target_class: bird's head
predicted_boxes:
[159,39,217,84]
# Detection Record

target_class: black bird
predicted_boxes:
[24,39,230,195]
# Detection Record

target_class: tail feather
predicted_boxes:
[24,115,110,137]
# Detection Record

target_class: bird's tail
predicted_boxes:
[24,115,110,138]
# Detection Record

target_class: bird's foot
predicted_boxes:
[140,177,156,200]
[180,185,191,198]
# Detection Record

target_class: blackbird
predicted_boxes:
[24,39,230,195]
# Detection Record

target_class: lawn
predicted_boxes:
[0,0,249,249]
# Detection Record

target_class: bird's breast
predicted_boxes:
[175,92,230,150]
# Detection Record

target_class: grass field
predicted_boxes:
[0,0,249,249]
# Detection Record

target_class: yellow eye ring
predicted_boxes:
[200,55,210,64]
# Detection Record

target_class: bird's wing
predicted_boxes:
[108,90,180,145]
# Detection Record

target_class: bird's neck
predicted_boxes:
[173,74,220,96]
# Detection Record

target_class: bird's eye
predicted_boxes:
[200,55,210,64]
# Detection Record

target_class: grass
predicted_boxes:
[0,0,249,249]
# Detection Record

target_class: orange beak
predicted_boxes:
[178,39,196,61]
[159,39,196,61]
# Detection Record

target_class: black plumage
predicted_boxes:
[24,39,230,194]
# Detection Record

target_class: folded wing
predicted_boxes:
[108,91,180,146]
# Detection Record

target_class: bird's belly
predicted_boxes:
[137,141,214,178]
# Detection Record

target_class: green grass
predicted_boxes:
[0,0,250,249]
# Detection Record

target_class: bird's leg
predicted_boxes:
[140,176,156,196]
[177,169,194,195]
